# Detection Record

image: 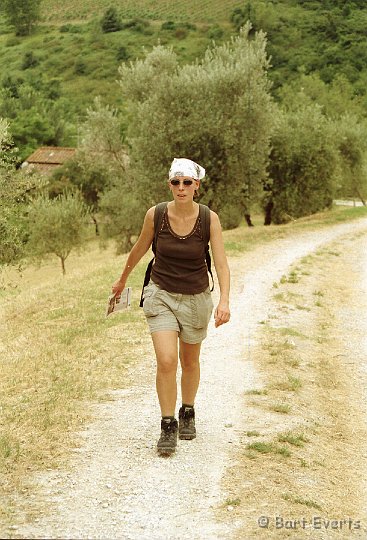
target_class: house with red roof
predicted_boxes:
[21,146,76,175]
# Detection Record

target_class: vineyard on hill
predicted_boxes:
[42,0,244,23]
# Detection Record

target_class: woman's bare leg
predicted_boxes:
[179,340,201,405]
[151,330,178,416]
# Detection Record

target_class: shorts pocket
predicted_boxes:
[142,283,160,317]
[191,291,214,329]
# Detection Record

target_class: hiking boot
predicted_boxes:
[157,418,178,455]
[179,406,196,440]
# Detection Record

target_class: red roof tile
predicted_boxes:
[25,146,76,165]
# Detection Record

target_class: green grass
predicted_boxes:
[277,432,308,447]
[295,303,311,311]
[270,403,291,414]
[246,441,291,457]
[281,493,322,510]
[280,270,300,284]
[225,497,241,506]
[271,375,302,392]
[277,327,308,339]
[246,430,261,437]
[313,290,324,297]
[245,388,268,396]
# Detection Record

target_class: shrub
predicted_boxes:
[5,36,20,47]
[123,18,151,33]
[21,51,39,70]
[207,24,224,40]
[179,22,196,31]
[59,24,82,33]
[74,58,87,75]
[116,46,130,62]
[175,28,188,40]
[161,21,176,31]
[101,7,121,33]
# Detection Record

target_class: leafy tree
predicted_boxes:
[0,118,46,269]
[277,73,365,120]
[265,102,338,224]
[79,97,127,173]
[0,82,73,162]
[26,190,90,275]
[3,0,42,36]
[0,119,23,267]
[335,115,367,205]
[49,97,127,238]
[50,158,111,236]
[21,51,39,70]
[99,175,145,252]
[101,7,121,33]
[118,24,274,230]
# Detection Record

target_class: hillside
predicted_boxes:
[0,0,366,159]
[42,0,244,23]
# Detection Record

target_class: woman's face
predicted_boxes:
[168,176,200,202]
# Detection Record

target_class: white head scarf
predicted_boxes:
[169,158,205,180]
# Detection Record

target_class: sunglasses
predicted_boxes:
[170,178,194,186]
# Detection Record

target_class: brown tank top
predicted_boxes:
[151,206,209,294]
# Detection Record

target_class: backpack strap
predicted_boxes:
[199,204,214,292]
[152,202,168,255]
[139,202,168,307]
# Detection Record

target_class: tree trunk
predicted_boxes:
[264,199,274,226]
[61,257,66,275]
[355,186,367,206]
[244,213,254,227]
[92,215,99,236]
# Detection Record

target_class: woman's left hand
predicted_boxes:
[214,301,230,328]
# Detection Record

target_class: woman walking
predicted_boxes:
[112,158,230,455]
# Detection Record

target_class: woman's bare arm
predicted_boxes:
[209,211,230,327]
[112,207,155,294]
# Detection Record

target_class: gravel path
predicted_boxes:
[8,217,367,540]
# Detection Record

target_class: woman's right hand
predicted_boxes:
[112,278,126,296]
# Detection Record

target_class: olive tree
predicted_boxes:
[26,190,90,274]
[49,97,128,238]
[0,119,46,270]
[2,0,41,36]
[265,103,339,224]
[335,115,367,205]
[118,24,274,229]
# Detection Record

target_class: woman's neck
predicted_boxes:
[170,199,197,217]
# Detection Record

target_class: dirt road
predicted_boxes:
[4,217,367,540]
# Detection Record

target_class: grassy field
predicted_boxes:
[41,0,244,23]
[1,204,367,522]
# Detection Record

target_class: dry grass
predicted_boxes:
[0,239,152,521]
[222,205,367,256]
[218,229,367,538]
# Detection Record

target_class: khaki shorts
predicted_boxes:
[142,281,214,344]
